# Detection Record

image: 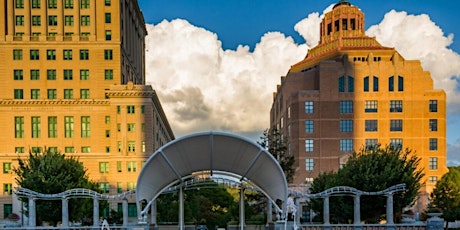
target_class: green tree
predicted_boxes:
[13,148,100,226]
[258,129,295,183]
[430,166,460,228]
[308,145,424,223]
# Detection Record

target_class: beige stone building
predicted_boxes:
[270,0,447,210]
[0,0,174,220]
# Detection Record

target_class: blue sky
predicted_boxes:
[137,0,460,165]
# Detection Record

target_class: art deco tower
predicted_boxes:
[270,0,447,207]
[0,0,174,219]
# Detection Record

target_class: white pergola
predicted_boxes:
[136,131,289,229]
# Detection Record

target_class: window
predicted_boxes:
[13,49,23,60]
[390,100,403,112]
[104,49,113,60]
[390,120,403,131]
[340,120,353,132]
[105,69,113,80]
[30,49,40,60]
[338,76,344,92]
[117,183,123,193]
[47,69,56,80]
[81,146,91,153]
[142,141,146,152]
[3,163,12,174]
[3,183,12,195]
[65,15,74,26]
[81,15,90,26]
[15,147,25,153]
[340,139,353,151]
[81,0,89,8]
[32,15,41,26]
[80,49,89,60]
[105,30,112,40]
[127,161,137,172]
[65,146,74,153]
[429,119,438,132]
[14,89,24,99]
[365,139,378,150]
[30,69,40,80]
[305,101,313,114]
[105,130,110,138]
[363,76,369,92]
[106,146,110,153]
[48,16,58,26]
[31,0,40,8]
[80,89,90,99]
[390,138,402,150]
[141,106,145,114]
[305,139,314,152]
[429,138,438,151]
[31,147,42,153]
[127,123,135,132]
[118,141,121,152]
[365,100,378,112]
[389,76,394,92]
[117,106,121,114]
[48,116,57,138]
[105,0,111,6]
[31,116,41,138]
[429,157,438,170]
[305,120,313,133]
[63,49,72,60]
[64,69,73,80]
[105,13,111,23]
[31,89,40,99]
[127,105,135,114]
[373,76,379,92]
[429,100,438,112]
[15,15,24,25]
[80,69,89,80]
[99,162,109,173]
[81,116,90,138]
[47,0,57,8]
[15,0,24,8]
[398,76,404,91]
[305,159,314,171]
[117,161,122,172]
[117,123,121,132]
[14,70,23,80]
[128,141,136,152]
[105,116,110,124]
[429,176,437,183]
[99,183,109,194]
[15,117,24,138]
[365,120,377,132]
[64,0,73,8]
[64,116,74,138]
[348,76,354,92]
[48,147,58,153]
[47,49,56,60]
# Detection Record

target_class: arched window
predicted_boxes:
[398,76,404,91]
[373,76,379,92]
[389,76,394,92]
[364,76,369,92]
[338,76,345,92]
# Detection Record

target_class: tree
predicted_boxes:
[258,129,295,183]
[308,145,424,223]
[13,148,100,226]
[430,166,460,228]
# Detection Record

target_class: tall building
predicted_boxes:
[270,0,447,205]
[0,0,174,220]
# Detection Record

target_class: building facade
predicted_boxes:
[270,0,447,206]
[0,0,174,220]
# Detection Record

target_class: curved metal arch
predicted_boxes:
[136,131,288,217]
[297,183,406,198]
[14,187,135,200]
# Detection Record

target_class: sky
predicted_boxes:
[137,0,460,166]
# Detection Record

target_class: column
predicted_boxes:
[28,198,36,227]
[295,198,301,224]
[239,188,245,230]
[93,198,99,227]
[266,199,272,225]
[323,197,330,225]
[386,194,394,224]
[179,186,184,230]
[123,199,128,226]
[151,199,157,226]
[353,195,361,224]
[62,198,69,227]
